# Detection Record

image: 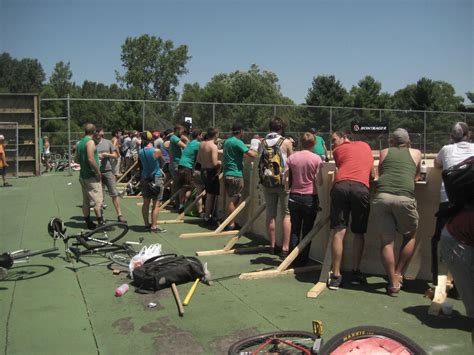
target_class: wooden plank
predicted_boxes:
[196,246,270,257]
[239,265,321,280]
[307,282,327,298]
[116,161,138,183]
[156,189,206,224]
[0,108,34,114]
[214,196,250,233]
[428,275,448,316]
[180,230,238,239]
[223,203,266,251]
[276,217,330,272]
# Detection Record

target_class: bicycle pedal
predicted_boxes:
[312,320,323,337]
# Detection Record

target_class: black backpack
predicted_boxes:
[442,156,474,207]
[132,254,205,292]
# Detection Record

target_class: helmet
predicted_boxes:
[48,217,66,239]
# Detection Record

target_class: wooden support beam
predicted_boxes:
[117,161,138,183]
[197,246,270,257]
[179,196,265,241]
[180,230,238,239]
[428,274,448,316]
[306,222,333,298]
[239,217,329,281]
[156,189,206,224]
[240,265,321,280]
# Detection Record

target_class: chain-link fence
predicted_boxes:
[40,97,474,156]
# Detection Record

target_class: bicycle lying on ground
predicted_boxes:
[47,217,142,268]
[0,247,58,280]
[228,322,426,354]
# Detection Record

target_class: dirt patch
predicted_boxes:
[140,317,205,353]
[208,328,259,354]
[112,317,135,335]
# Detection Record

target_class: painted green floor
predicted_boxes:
[0,173,471,354]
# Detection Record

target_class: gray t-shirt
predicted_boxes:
[96,138,117,172]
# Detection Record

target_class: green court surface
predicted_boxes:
[0,173,471,354]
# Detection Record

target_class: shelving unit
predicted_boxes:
[0,94,40,176]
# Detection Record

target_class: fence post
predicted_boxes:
[142,101,146,131]
[67,94,72,176]
[423,111,427,159]
[273,105,277,117]
[329,107,333,159]
[212,103,216,128]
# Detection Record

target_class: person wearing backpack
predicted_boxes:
[139,131,166,233]
[223,121,257,231]
[259,117,293,257]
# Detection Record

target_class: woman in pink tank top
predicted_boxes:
[285,132,323,266]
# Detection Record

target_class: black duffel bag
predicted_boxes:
[442,156,474,207]
[132,254,205,292]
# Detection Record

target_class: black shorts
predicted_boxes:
[330,180,370,234]
[178,166,194,189]
[201,168,220,195]
[0,166,5,176]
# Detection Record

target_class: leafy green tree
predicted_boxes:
[178,65,294,132]
[116,34,191,101]
[304,75,352,132]
[0,53,45,93]
[49,61,73,97]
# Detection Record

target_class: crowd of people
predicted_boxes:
[72,119,473,332]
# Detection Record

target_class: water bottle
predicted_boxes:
[115,283,129,297]
[420,161,427,181]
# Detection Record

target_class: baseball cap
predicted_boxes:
[392,128,410,145]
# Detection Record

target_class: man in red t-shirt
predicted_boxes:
[327,131,374,290]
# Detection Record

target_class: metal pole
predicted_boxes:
[329,107,333,159]
[16,123,19,178]
[423,111,427,159]
[67,94,72,176]
[273,105,277,117]
[212,103,216,128]
[379,109,383,152]
[142,101,146,131]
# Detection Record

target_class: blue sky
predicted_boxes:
[1,0,472,104]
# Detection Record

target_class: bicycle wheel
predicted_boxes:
[107,247,136,268]
[78,222,129,249]
[320,325,426,355]
[228,331,318,354]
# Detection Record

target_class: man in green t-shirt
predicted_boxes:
[177,128,203,212]
[310,128,328,161]
[169,124,187,208]
[222,122,257,230]
[75,123,103,229]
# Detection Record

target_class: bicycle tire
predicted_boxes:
[320,325,426,355]
[78,222,129,249]
[228,331,318,355]
[107,247,136,268]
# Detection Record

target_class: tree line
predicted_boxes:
[1,34,473,136]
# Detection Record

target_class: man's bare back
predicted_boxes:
[198,140,221,169]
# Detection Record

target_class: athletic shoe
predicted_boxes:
[117,215,127,223]
[3,182,12,187]
[150,226,167,233]
[350,270,368,285]
[327,272,342,290]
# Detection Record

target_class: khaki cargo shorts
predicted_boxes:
[224,176,244,198]
[372,192,419,236]
[79,177,103,210]
[263,186,290,218]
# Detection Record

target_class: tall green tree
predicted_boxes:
[116,35,191,101]
[0,53,45,93]
[178,64,294,131]
[49,61,73,97]
[304,75,352,132]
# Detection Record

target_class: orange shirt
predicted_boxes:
[333,141,373,188]
[0,144,5,168]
